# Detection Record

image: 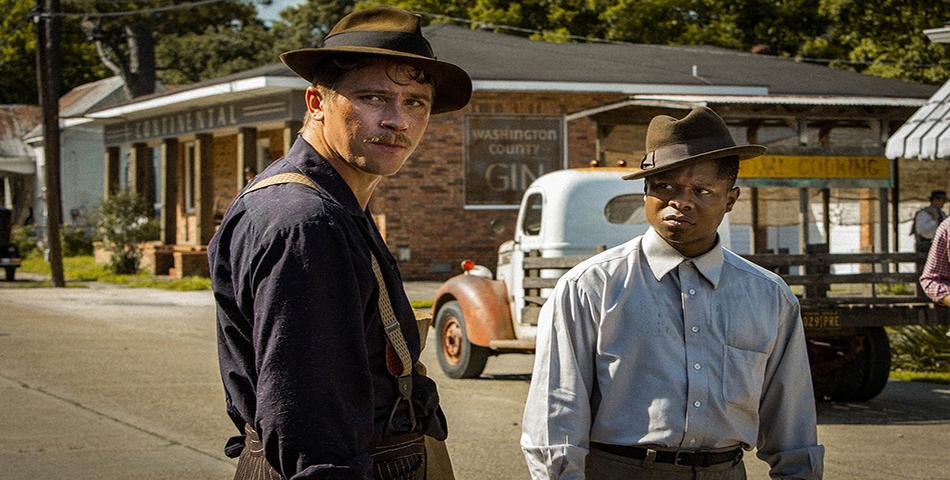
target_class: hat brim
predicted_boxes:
[622,144,766,180]
[280,47,472,115]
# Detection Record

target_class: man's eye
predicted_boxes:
[695,188,710,195]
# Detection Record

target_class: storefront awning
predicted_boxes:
[886,81,950,160]
[0,156,36,175]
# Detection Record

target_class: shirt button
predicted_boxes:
[688,289,696,295]
[693,401,701,408]
[693,363,702,370]
[691,326,699,333]
[689,438,697,444]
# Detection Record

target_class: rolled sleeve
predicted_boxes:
[522,277,598,480]
[755,298,824,479]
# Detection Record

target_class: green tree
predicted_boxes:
[0,0,109,104]
[381,0,950,85]
[269,0,353,51]
[801,0,950,84]
[68,0,264,96]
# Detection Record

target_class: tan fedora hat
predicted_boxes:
[280,6,472,115]
[623,106,766,180]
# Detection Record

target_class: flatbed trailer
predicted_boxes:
[517,250,950,401]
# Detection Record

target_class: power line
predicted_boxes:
[40,0,227,18]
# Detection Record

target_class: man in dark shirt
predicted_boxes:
[208,7,472,479]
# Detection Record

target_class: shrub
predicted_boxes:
[888,325,950,372]
[12,224,41,258]
[62,224,95,257]
[95,189,159,274]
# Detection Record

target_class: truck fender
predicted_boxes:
[432,274,514,347]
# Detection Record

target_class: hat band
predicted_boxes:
[322,30,435,59]
[641,136,737,170]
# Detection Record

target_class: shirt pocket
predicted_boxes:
[722,345,768,412]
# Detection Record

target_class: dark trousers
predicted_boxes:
[234,425,426,480]
[586,445,747,480]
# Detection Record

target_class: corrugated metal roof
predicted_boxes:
[886,81,950,160]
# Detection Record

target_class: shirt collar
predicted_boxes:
[284,136,367,218]
[642,228,724,288]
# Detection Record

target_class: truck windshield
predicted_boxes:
[604,194,646,224]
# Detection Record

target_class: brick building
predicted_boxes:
[81,24,937,279]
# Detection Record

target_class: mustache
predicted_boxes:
[364,133,413,147]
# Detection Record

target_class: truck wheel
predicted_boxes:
[853,327,890,401]
[811,327,890,402]
[435,300,489,379]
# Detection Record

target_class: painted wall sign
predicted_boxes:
[464,115,566,207]
[103,92,303,146]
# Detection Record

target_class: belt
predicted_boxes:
[590,442,743,468]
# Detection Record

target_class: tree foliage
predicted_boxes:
[0,0,108,104]
[383,0,950,84]
[1,0,948,107]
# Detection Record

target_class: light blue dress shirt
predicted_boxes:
[521,228,824,479]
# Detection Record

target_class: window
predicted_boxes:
[522,193,543,235]
[604,194,646,224]
[256,138,271,174]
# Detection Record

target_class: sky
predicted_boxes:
[254,0,306,23]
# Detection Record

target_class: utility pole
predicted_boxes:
[34,0,65,287]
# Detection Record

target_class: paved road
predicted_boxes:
[1,281,949,479]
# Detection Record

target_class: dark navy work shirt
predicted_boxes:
[209,137,446,479]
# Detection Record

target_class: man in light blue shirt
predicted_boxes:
[521,107,823,479]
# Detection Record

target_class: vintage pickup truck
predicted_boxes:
[431,167,949,401]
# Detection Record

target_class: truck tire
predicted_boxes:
[853,327,890,401]
[812,327,890,402]
[435,300,489,379]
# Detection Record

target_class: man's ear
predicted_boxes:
[306,86,325,121]
[725,186,740,213]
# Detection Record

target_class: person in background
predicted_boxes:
[912,190,947,253]
[521,106,823,480]
[208,7,471,479]
[920,216,950,306]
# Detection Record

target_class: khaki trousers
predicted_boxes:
[586,446,747,480]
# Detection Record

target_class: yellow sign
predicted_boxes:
[802,311,840,329]
[739,155,889,179]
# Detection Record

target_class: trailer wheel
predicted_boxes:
[853,327,890,401]
[810,327,890,402]
[435,300,489,379]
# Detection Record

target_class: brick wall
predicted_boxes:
[372,91,624,280]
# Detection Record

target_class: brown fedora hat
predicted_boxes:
[280,7,472,115]
[623,106,766,180]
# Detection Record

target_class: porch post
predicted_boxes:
[160,138,179,245]
[194,133,215,245]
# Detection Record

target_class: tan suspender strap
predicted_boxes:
[239,172,319,198]
[371,254,414,378]
[237,171,415,384]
